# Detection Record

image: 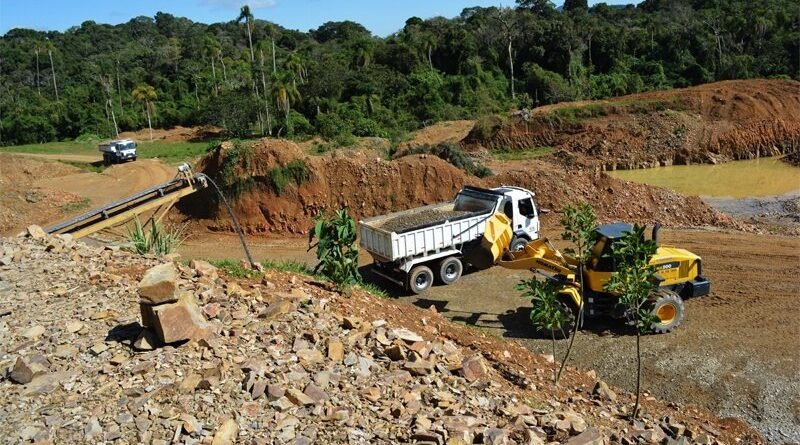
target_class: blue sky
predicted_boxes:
[0,0,634,37]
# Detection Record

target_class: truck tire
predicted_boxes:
[408,265,434,294]
[103,154,111,165]
[437,257,462,285]
[510,236,529,252]
[649,289,685,333]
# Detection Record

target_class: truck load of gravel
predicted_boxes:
[379,209,473,233]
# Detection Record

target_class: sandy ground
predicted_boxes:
[178,227,800,443]
[34,159,175,211]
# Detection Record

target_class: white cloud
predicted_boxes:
[200,0,277,10]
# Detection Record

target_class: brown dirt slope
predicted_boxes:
[118,125,221,142]
[0,154,85,235]
[464,79,800,170]
[181,140,742,235]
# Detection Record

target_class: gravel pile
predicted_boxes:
[379,209,473,233]
[0,227,758,444]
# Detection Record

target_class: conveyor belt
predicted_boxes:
[44,170,206,239]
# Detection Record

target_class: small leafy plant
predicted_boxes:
[308,208,361,289]
[517,276,568,384]
[604,224,659,420]
[556,203,597,382]
[126,217,185,256]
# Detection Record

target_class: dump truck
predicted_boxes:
[484,214,710,334]
[99,139,137,164]
[359,186,540,293]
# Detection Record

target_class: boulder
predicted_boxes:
[190,259,219,278]
[564,427,604,445]
[593,380,617,402]
[138,263,178,305]
[26,225,47,240]
[151,295,211,344]
[461,355,490,382]
[211,418,238,445]
[10,356,48,384]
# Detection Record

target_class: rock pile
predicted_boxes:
[0,227,759,444]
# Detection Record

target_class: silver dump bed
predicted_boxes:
[359,202,493,263]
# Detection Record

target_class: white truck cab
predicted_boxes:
[99,139,137,164]
[493,186,540,251]
[359,185,540,293]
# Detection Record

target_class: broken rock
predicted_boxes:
[152,296,211,344]
[138,263,178,305]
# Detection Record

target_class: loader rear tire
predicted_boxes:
[437,257,462,285]
[408,265,434,294]
[649,289,685,333]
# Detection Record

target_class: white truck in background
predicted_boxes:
[99,139,137,164]
[359,186,540,293]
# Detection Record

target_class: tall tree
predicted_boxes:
[493,7,521,100]
[237,5,255,63]
[204,36,221,96]
[269,70,300,133]
[131,84,156,141]
[44,38,59,102]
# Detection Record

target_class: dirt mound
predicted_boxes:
[0,154,86,235]
[118,125,221,142]
[399,120,476,149]
[465,79,800,170]
[182,141,743,235]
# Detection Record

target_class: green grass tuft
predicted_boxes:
[60,198,91,213]
[209,259,261,278]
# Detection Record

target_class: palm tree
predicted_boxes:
[237,5,255,63]
[44,38,59,102]
[284,51,307,86]
[131,84,156,141]
[269,71,300,133]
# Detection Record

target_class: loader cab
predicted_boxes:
[585,223,632,292]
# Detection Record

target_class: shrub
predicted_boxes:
[126,217,185,256]
[517,276,569,384]
[308,208,360,289]
[269,159,310,195]
[219,140,254,199]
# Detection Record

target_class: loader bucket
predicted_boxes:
[464,213,513,269]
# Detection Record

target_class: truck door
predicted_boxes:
[515,196,539,239]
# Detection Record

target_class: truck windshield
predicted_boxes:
[454,193,496,213]
[120,142,135,150]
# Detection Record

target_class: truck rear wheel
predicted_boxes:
[649,289,685,333]
[408,265,434,294]
[437,257,462,285]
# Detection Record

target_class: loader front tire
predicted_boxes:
[649,289,685,333]
[408,265,434,294]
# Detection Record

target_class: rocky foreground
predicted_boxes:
[0,229,761,444]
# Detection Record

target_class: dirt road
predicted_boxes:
[178,228,799,442]
[0,155,177,235]
[34,159,175,210]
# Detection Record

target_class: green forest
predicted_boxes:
[1,0,797,146]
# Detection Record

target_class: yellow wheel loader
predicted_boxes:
[480,214,710,335]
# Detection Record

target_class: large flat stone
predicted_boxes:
[138,263,178,305]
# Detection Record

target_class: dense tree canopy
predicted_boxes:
[1,0,797,145]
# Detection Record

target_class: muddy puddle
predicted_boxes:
[609,157,800,198]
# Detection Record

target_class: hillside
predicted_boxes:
[2,0,798,147]
[0,229,762,444]
[463,79,800,170]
